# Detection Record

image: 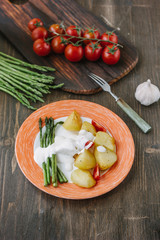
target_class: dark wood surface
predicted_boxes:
[0,0,160,239]
[0,0,138,94]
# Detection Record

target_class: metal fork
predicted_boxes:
[88,73,151,133]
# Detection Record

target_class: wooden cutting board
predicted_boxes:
[0,0,138,94]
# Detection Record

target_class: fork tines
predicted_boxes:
[88,73,108,89]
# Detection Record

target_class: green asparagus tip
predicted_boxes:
[50,83,64,89]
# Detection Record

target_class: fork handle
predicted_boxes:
[117,98,151,133]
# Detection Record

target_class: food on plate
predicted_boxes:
[93,163,100,180]
[94,131,115,151]
[71,169,96,188]
[100,31,118,47]
[94,146,117,170]
[92,120,106,132]
[101,44,120,65]
[63,110,82,131]
[34,110,117,189]
[74,149,96,169]
[33,39,51,56]
[28,19,122,65]
[28,18,43,32]
[81,121,96,136]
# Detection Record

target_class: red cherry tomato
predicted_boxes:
[83,28,100,45]
[102,44,120,65]
[28,18,43,32]
[31,27,48,41]
[92,120,106,132]
[84,42,102,61]
[33,39,51,56]
[66,25,83,43]
[100,32,118,47]
[49,24,65,37]
[93,163,100,181]
[64,44,84,62]
[51,36,67,54]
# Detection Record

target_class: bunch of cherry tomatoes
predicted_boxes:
[28,18,121,65]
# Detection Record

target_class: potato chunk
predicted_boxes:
[63,110,82,131]
[94,146,117,170]
[81,121,96,136]
[94,131,115,151]
[74,149,96,169]
[71,169,96,188]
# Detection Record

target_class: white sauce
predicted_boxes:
[97,146,106,153]
[34,117,94,183]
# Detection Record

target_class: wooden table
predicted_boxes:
[0,0,159,239]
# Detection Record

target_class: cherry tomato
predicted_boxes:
[66,25,83,43]
[49,23,65,37]
[83,28,100,45]
[84,42,102,61]
[33,39,51,56]
[102,44,120,65]
[101,32,118,47]
[31,27,48,41]
[93,163,100,181]
[28,18,43,32]
[92,120,106,132]
[64,44,84,62]
[51,36,67,54]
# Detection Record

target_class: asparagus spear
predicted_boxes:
[0,78,30,106]
[57,170,64,183]
[42,132,47,148]
[57,167,68,183]
[53,155,58,187]
[39,118,43,148]
[0,52,56,72]
[45,118,51,147]
[51,154,56,183]
[52,121,64,144]
[0,84,36,110]
[42,162,48,187]
[0,70,43,97]
[49,117,54,145]
[46,157,51,184]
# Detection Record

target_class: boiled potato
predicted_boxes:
[63,110,82,131]
[94,131,115,151]
[74,149,96,169]
[71,169,96,188]
[94,146,117,170]
[81,121,96,136]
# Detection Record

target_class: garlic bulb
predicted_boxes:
[135,79,160,106]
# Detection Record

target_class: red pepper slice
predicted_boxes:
[93,163,100,180]
[92,120,106,132]
[85,141,94,149]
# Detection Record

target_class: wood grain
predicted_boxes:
[0,0,160,240]
[0,0,138,94]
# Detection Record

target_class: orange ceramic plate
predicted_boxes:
[15,100,135,199]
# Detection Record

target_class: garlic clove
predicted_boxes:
[135,79,160,106]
